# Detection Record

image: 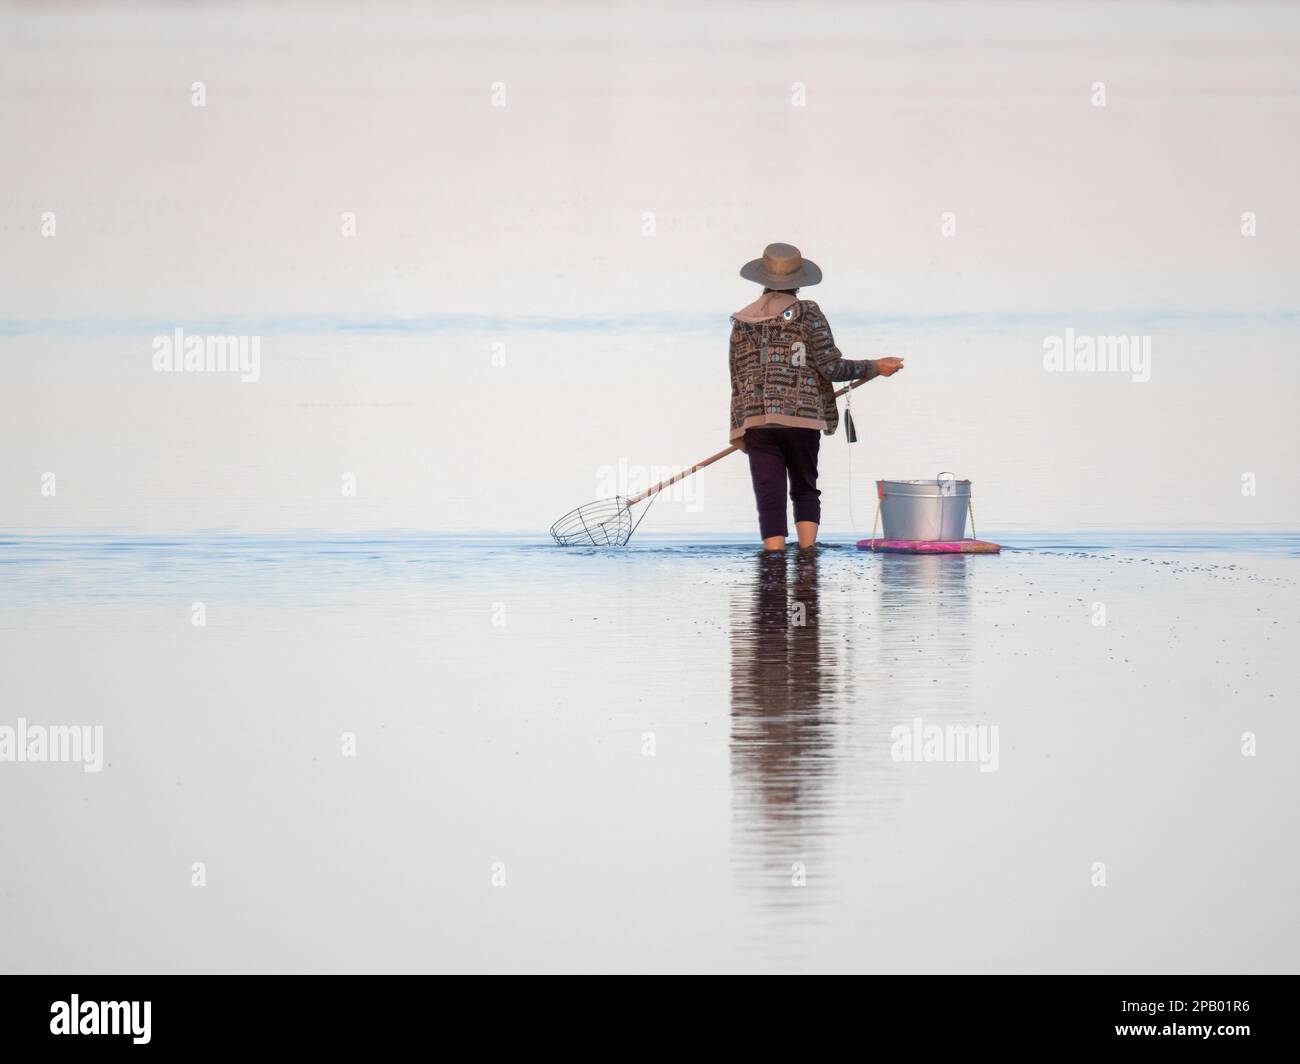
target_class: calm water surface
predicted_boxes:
[1,531,1295,972]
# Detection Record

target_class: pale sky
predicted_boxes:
[2,1,1298,532]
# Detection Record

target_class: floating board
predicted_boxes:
[857,538,1001,554]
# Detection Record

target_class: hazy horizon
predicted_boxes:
[4,0,1298,536]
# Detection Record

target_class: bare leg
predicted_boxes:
[747,429,789,554]
[787,431,822,551]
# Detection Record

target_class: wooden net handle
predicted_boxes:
[625,376,870,506]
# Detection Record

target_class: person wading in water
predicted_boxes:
[729,242,904,551]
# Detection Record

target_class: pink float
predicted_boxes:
[857,537,1001,554]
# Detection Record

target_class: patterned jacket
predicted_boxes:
[728,295,877,443]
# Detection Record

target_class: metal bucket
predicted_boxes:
[877,472,971,541]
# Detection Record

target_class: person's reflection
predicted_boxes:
[728,548,834,892]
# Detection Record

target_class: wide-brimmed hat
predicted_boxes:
[739,242,822,289]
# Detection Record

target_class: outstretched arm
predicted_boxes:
[804,303,905,381]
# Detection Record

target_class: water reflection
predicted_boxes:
[874,553,974,683]
[728,548,837,911]
[2,531,1291,971]
[728,547,980,932]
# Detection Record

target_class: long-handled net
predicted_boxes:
[549,377,869,547]
[549,447,736,546]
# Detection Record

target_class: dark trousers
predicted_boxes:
[744,427,821,539]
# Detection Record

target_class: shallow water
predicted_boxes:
[1,531,1295,972]
[2,0,1299,973]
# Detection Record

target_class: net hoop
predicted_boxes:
[549,496,635,547]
